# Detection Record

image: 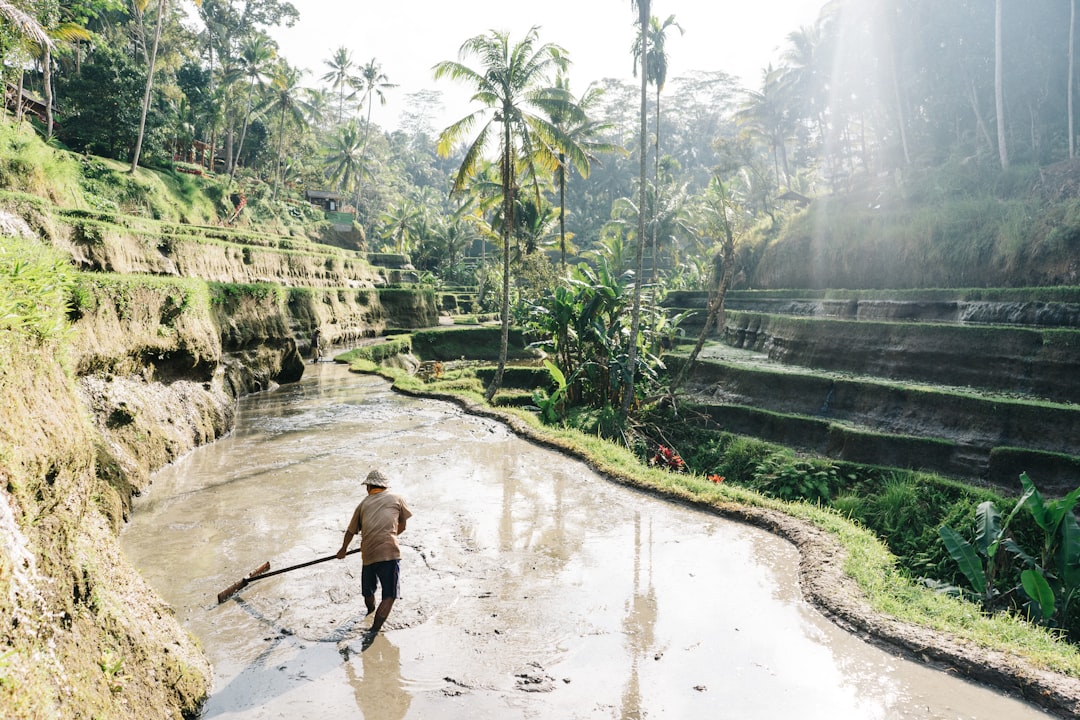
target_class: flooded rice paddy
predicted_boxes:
[121,362,1054,719]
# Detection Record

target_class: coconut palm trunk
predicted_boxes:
[132,0,167,172]
[623,0,650,416]
[489,107,514,403]
[994,0,1008,170]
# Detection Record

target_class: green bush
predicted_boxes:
[750,453,839,504]
[337,336,412,364]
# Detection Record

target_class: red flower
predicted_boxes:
[708,474,725,484]
[650,445,686,472]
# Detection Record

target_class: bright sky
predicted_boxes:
[270,0,827,130]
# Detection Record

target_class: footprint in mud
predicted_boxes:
[514,661,555,693]
[441,676,473,697]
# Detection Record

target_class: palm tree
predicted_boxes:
[302,86,332,133]
[515,195,559,255]
[435,210,476,278]
[227,33,276,186]
[737,66,791,192]
[0,2,51,129]
[324,120,364,201]
[352,58,396,213]
[634,13,683,282]
[0,1,48,46]
[548,77,619,271]
[379,199,421,254]
[264,60,309,198]
[434,27,571,403]
[5,3,89,140]
[778,23,826,164]
[321,46,355,124]
[623,0,651,416]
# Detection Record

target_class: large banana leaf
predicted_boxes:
[974,500,1002,558]
[939,525,987,599]
[1021,569,1056,621]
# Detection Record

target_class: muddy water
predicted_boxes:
[121,363,1053,720]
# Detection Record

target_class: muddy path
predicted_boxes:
[120,363,1054,719]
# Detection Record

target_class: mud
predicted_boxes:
[121,364,1056,719]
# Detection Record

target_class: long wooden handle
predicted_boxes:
[249,548,361,581]
[216,549,360,604]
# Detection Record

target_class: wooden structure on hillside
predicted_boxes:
[4,82,51,124]
[174,140,212,169]
[304,189,342,212]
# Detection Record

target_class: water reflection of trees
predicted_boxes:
[620,512,657,719]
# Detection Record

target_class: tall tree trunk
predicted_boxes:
[225,124,234,172]
[273,104,285,199]
[673,238,735,393]
[622,0,650,417]
[485,108,513,404]
[206,31,215,171]
[994,0,1009,170]
[888,28,911,166]
[43,47,53,139]
[132,0,167,172]
[558,156,567,271]
[1070,0,1076,159]
[650,84,660,284]
[968,80,994,151]
[228,79,257,189]
[15,67,25,123]
[356,98,376,218]
[672,182,737,393]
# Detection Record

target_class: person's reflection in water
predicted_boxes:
[345,633,411,720]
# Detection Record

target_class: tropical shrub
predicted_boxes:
[937,474,1080,637]
[750,452,838,503]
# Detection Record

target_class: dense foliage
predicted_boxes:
[3,1,1080,273]
[636,404,1080,641]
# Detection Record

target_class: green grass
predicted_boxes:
[72,273,210,319]
[335,336,412,365]
[0,122,83,206]
[0,235,75,346]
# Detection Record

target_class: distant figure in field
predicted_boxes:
[310,327,322,363]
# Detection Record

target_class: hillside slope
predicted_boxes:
[0,126,436,718]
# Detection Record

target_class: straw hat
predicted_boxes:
[364,469,390,488]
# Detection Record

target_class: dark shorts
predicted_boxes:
[361,559,401,600]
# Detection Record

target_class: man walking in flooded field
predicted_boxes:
[310,327,322,363]
[337,469,412,639]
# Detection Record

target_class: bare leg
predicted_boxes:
[363,594,376,615]
[370,598,395,632]
[362,598,395,650]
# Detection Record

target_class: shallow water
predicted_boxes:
[121,363,1054,719]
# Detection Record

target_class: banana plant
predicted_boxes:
[938,484,1033,609]
[530,360,569,425]
[1017,473,1080,623]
